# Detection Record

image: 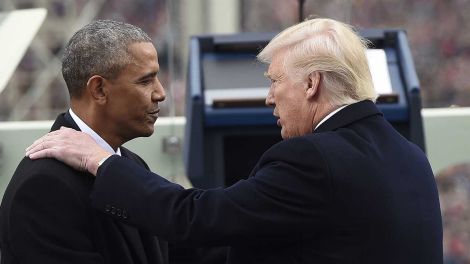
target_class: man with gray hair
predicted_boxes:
[0,20,168,263]
[26,18,443,263]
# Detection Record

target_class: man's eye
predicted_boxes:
[139,79,153,85]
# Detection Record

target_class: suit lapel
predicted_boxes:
[314,100,383,133]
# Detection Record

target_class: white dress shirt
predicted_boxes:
[68,109,121,156]
[314,104,349,131]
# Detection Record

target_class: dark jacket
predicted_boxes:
[0,112,168,264]
[91,100,443,264]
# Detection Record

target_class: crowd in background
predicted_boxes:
[2,0,470,121]
[1,1,470,262]
[244,0,470,108]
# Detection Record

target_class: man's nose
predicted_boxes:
[152,80,166,102]
[265,87,274,106]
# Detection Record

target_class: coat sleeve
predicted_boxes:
[91,138,332,246]
[6,170,103,263]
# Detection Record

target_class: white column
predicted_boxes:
[207,0,240,33]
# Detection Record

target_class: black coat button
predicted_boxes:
[105,205,111,212]
[117,209,122,217]
[111,206,116,215]
[122,210,128,219]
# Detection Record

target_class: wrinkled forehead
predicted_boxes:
[127,42,158,59]
[114,42,159,77]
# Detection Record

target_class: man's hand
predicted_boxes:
[25,127,112,176]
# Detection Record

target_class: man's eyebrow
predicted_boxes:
[136,71,158,81]
[264,72,281,80]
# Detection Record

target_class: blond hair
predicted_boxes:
[258,18,377,106]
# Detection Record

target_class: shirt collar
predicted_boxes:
[314,104,349,131]
[68,109,121,156]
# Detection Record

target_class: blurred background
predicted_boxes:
[1,1,470,263]
[1,0,470,121]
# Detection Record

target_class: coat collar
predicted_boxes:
[314,100,383,133]
[50,111,79,132]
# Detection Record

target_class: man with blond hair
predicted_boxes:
[26,18,443,264]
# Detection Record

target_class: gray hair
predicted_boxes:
[258,18,377,106]
[62,20,152,97]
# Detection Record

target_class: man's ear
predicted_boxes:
[86,75,107,105]
[306,71,321,100]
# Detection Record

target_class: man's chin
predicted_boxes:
[280,129,288,140]
[142,128,155,137]
[281,129,301,140]
[133,127,155,138]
